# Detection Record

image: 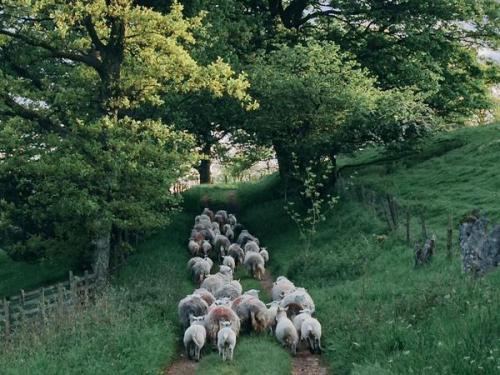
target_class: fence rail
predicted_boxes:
[0,270,97,339]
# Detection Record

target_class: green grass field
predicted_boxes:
[0,123,499,374]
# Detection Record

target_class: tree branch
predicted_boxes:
[0,29,101,70]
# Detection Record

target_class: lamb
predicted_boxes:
[243,251,265,280]
[228,244,245,265]
[214,234,231,261]
[202,240,212,257]
[237,230,259,248]
[259,248,269,264]
[301,316,322,354]
[266,301,280,334]
[272,276,296,301]
[188,240,201,257]
[228,214,237,227]
[244,240,260,254]
[292,308,312,338]
[280,288,315,317]
[231,293,268,333]
[217,321,236,361]
[205,305,240,345]
[178,294,209,330]
[183,315,207,361]
[214,280,243,300]
[275,306,298,355]
[222,255,235,272]
[202,207,214,221]
[193,288,216,306]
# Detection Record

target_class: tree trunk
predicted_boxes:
[198,158,211,184]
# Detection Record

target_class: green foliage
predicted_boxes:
[284,155,338,253]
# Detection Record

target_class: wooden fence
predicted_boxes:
[335,176,455,258]
[0,270,97,340]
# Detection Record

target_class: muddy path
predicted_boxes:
[260,270,330,375]
[163,353,198,375]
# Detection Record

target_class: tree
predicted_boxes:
[247,42,434,185]
[0,1,254,279]
[262,0,499,120]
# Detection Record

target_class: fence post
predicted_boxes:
[83,270,89,305]
[420,213,428,240]
[40,287,46,323]
[447,213,453,260]
[20,289,26,325]
[406,211,411,246]
[3,298,10,339]
[57,283,64,317]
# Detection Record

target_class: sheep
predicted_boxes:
[237,230,259,248]
[183,315,207,361]
[211,221,220,233]
[188,240,201,257]
[190,231,205,244]
[222,255,235,272]
[213,214,225,230]
[198,214,211,227]
[275,306,298,355]
[280,288,315,318]
[301,316,322,354]
[191,258,212,284]
[178,294,209,330]
[223,224,234,241]
[244,240,260,254]
[205,305,240,345]
[243,251,265,280]
[259,248,269,264]
[202,240,212,257]
[228,214,237,227]
[187,257,204,270]
[217,321,236,361]
[218,265,233,279]
[214,280,242,300]
[266,301,280,334]
[272,277,296,301]
[200,274,229,294]
[228,244,244,265]
[215,210,229,224]
[214,234,231,261]
[292,308,312,338]
[193,288,216,306]
[231,293,268,333]
[202,207,214,221]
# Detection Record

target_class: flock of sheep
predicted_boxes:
[179,208,323,362]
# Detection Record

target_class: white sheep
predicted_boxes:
[191,258,212,284]
[292,308,312,338]
[266,301,280,334]
[205,305,240,345]
[214,234,231,261]
[202,240,212,257]
[214,280,242,300]
[178,294,209,330]
[217,321,236,361]
[222,255,235,272]
[301,316,322,354]
[188,240,200,257]
[228,244,245,265]
[228,214,237,226]
[280,288,315,317]
[193,288,216,306]
[244,240,260,254]
[231,293,268,333]
[275,306,298,355]
[201,274,229,294]
[237,230,259,248]
[243,251,265,280]
[223,224,234,241]
[202,207,214,221]
[272,276,296,301]
[259,248,269,264]
[183,315,207,361]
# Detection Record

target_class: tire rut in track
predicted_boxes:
[260,270,330,375]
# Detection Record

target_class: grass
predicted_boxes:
[1,123,499,374]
